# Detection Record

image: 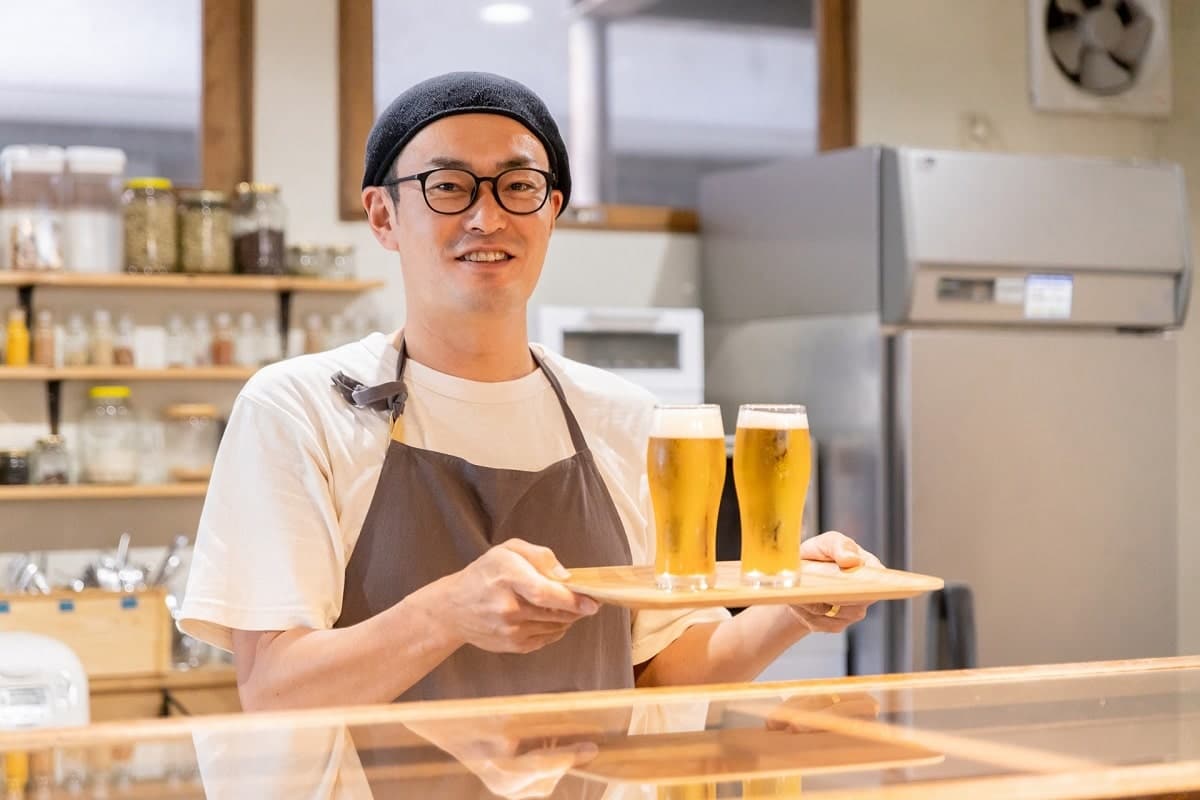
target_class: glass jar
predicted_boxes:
[90,309,115,367]
[0,449,30,485]
[31,309,55,367]
[165,313,192,368]
[178,190,233,274]
[32,434,69,484]
[80,386,139,484]
[324,244,356,280]
[64,146,125,273]
[232,183,286,274]
[163,404,220,482]
[114,313,136,366]
[63,313,89,367]
[0,145,65,271]
[286,243,323,277]
[123,177,177,273]
[211,312,235,366]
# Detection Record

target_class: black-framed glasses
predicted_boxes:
[383,167,555,215]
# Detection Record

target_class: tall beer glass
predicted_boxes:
[647,404,726,590]
[734,404,811,587]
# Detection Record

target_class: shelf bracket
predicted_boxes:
[47,379,62,435]
[17,283,34,327]
[278,289,293,357]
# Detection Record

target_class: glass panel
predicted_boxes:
[563,330,681,369]
[0,0,202,184]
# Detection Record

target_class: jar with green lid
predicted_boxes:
[123,177,177,273]
[178,189,233,273]
[80,385,139,484]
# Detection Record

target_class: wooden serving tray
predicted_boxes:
[564,561,943,610]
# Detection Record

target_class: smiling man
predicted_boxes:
[179,72,881,710]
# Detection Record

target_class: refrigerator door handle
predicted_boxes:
[925,583,978,670]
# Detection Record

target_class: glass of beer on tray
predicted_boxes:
[647,404,726,590]
[734,404,811,588]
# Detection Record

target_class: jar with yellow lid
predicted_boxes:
[123,177,177,273]
[79,385,139,484]
[178,189,233,273]
[233,182,286,274]
[163,403,220,482]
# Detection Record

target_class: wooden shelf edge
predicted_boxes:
[557,204,699,234]
[0,367,258,381]
[0,484,209,501]
[0,272,384,293]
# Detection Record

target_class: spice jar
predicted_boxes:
[123,177,177,273]
[178,190,233,273]
[165,313,192,368]
[64,146,125,273]
[114,314,136,366]
[0,449,30,485]
[286,243,322,277]
[31,309,55,367]
[90,309,115,366]
[80,386,139,484]
[32,435,69,484]
[63,313,89,367]
[325,244,356,280]
[5,307,30,366]
[163,404,220,482]
[0,145,65,271]
[211,312,235,366]
[233,183,286,274]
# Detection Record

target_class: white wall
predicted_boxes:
[856,0,1200,655]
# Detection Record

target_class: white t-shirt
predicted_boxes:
[179,332,728,667]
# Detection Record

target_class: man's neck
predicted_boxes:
[391,313,536,383]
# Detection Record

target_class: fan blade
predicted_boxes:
[1080,47,1133,91]
[1049,28,1086,74]
[1111,14,1152,64]
[1055,0,1086,14]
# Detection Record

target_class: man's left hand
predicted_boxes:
[786,531,883,633]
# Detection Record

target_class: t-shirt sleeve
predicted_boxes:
[629,468,731,666]
[179,391,345,653]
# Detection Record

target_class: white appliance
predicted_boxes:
[0,633,90,729]
[1028,0,1172,116]
[532,305,705,404]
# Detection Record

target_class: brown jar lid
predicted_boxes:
[164,403,219,420]
[236,182,280,195]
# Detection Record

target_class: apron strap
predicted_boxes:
[531,347,590,454]
[334,334,589,452]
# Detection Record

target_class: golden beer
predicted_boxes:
[647,405,726,590]
[734,405,811,587]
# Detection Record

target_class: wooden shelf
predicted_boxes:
[0,271,383,293]
[0,366,258,381]
[0,483,208,501]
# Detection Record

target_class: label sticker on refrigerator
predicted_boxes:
[1024,275,1073,320]
[994,278,1025,305]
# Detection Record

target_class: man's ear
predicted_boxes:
[363,187,400,252]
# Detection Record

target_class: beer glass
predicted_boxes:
[734,404,811,587]
[646,404,726,590]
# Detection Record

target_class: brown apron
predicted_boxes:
[330,335,635,703]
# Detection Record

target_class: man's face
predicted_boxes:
[364,114,563,317]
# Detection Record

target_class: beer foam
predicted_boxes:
[737,409,809,430]
[651,407,725,439]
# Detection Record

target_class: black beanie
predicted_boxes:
[361,71,571,215]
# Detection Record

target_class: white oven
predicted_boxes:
[532,305,705,404]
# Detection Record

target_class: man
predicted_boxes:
[180,72,881,710]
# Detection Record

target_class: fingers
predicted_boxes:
[801,531,883,570]
[788,601,869,632]
[502,538,570,580]
[515,597,595,624]
[496,542,599,616]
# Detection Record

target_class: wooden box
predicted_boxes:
[0,588,171,679]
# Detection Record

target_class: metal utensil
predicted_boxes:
[152,535,190,588]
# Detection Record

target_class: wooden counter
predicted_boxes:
[3,656,1199,799]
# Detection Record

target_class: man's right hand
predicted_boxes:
[439,538,600,654]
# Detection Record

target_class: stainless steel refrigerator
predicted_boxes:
[700,147,1192,675]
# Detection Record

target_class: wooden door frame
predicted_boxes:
[202,0,255,193]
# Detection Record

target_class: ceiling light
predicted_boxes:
[480,3,532,24]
